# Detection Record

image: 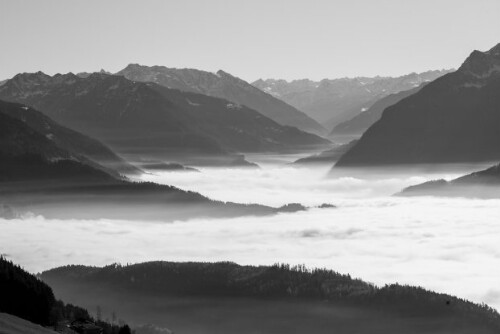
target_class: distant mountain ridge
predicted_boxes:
[0,72,329,166]
[116,64,326,135]
[253,70,452,128]
[336,43,500,166]
[331,85,423,136]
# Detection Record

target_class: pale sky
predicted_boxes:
[1,0,499,82]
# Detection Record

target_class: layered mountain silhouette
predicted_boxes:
[0,100,139,175]
[116,64,326,135]
[39,261,500,334]
[337,43,500,166]
[0,103,117,183]
[0,99,311,220]
[253,70,451,128]
[331,85,422,136]
[0,72,328,166]
[399,163,500,198]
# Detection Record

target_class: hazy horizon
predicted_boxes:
[1,0,499,82]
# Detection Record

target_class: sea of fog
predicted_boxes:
[1,154,500,309]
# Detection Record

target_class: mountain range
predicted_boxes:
[336,43,500,166]
[253,70,452,129]
[116,64,326,136]
[0,72,329,166]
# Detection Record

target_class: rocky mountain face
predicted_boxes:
[0,72,329,165]
[0,100,139,175]
[399,163,500,198]
[116,64,326,136]
[331,85,422,136]
[336,43,500,166]
[253,70,452,128]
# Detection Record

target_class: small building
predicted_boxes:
[69,319,103,334]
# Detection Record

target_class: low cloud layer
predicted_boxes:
[2,160,499,310]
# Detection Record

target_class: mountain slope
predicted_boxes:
[0,257,132,334]
[336,43,500,166]
[331,85,422,136]
[40,261,500,334]
[0,110,116,183]
[0,100,139,175]
[253,70,451,127]
[0,72,328,164]
[399,163,500,198]
[116,64,326,135]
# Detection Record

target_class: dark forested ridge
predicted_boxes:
[116,64,326,136]
[399,163,500,198]
[40,261,500,334]
[0,257,130,334]
[337,43,500,166]
[0,72,329,165]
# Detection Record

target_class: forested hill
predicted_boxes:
[41,261,500,328]
[0,257,130,333]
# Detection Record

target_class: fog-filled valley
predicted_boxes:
[3,158,500,313]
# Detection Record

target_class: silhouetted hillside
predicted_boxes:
[0,100,139,175]
[117,64,326,135]
[337,43,500,166]
[399,163,500,198]
[0,111,116,183]
[0,257,131,334]
[39,261,500,334]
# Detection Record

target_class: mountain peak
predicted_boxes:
[10,71,52,86]
[215,69,232,78]
[486,42,500,56]
[459,44,500,78]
